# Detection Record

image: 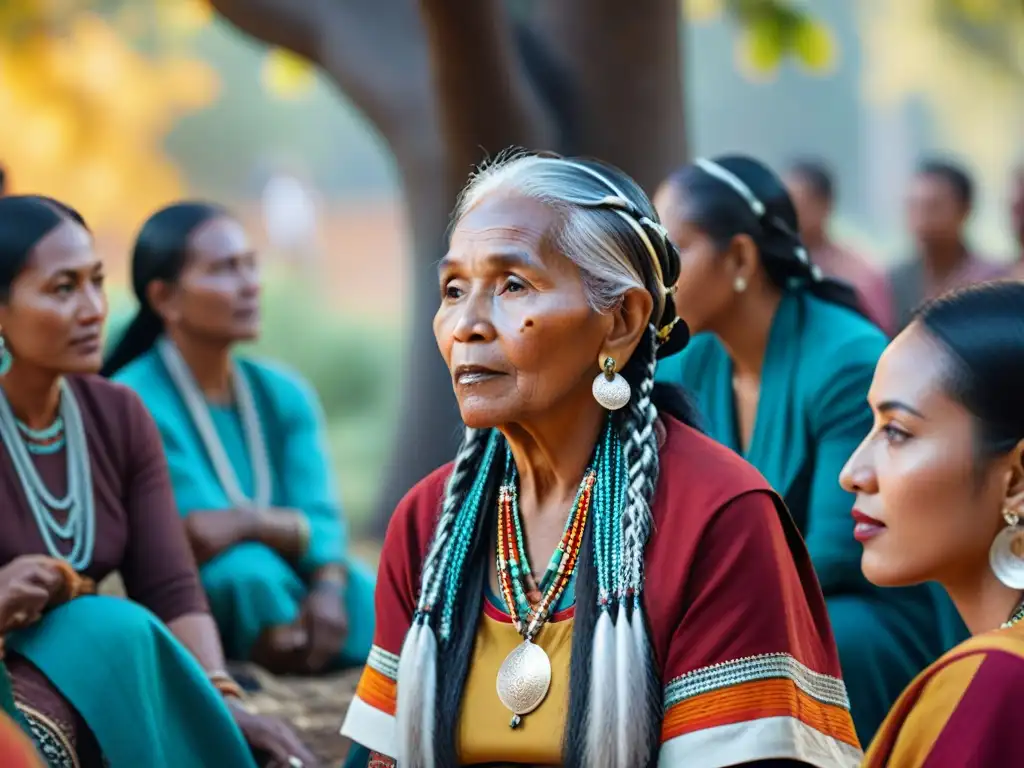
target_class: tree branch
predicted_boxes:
[210,0,440,162]
[530,0,687,191]
[418,0,557,192]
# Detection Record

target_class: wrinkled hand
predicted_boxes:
[0,556,66,634]
[229,701,319,768]
[298,584,348,674]
[186,511,254,564]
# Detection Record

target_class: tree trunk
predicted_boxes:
[209,0,687,534]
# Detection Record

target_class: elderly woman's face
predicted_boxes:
[434,194,613,428]
[839,323,1012,589]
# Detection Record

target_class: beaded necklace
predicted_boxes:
[493,444,602,728]
[17,416,65,455]
[496,461,594,639]
[157,337,272,510]
[1002,597,1024,629]
[0,380,95,570]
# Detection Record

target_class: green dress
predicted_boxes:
[115,348,375,667]
[656,290,967,744]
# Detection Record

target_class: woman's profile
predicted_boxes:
[841,280,1024,766]
[341,152,861,768]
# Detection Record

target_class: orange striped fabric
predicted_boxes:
[354,663,397,717]
[662,676,859,748]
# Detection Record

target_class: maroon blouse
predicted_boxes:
[0,374,208,623]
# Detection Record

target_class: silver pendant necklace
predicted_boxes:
[157,338,271,510]
[0,379,95,570]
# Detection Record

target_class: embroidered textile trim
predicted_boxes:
[658,715,863,768]
[664,652,850,710]
[18,703,81,768]
[367,645,399,681]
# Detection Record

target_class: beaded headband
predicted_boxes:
[563,161,681,345]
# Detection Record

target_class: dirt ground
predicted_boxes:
[233,662,359,765]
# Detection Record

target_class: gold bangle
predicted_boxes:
[208,671,245,701]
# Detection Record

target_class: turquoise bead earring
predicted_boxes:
[0,335,11,377]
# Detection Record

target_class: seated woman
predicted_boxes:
[652,156,966,744]
[0,196,316,767]
[104,202,374,675]
[341,152,862,768]
[843,281,1024,766]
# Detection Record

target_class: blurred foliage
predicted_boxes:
[859,0,1023,193]
[0,0,218,232]
[260,49,317,101]
[684,0,838,80]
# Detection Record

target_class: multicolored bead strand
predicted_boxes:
[17,417,66,455]
[496,463,593,639]
[435,431,501,641]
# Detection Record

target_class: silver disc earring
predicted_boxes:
[592,356,631,411]
[990,508,1024,589]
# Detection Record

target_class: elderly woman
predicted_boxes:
[0,196,316,768]
[652,156,966,744]
[842,281,1024,766]
[104,202,374,675]
[340,153,862,768]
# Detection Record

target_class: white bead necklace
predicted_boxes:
[157,337,271,510]
[0,379,95,570]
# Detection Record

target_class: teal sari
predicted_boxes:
[6,596,256,768]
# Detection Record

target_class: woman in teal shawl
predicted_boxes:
[653,156,968,744]
[104,202,375,675]
[0,195,315,767]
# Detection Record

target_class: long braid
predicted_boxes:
[416,427,484,612]
[614,327,662,768]
[396,426,492,768]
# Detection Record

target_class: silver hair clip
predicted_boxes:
[694,158,766,217]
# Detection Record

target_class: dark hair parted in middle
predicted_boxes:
[663,154,866,318]
[101,202,227,377]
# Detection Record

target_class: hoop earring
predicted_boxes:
[989,508,1024,589]
[592,356,631,411]
[0,336,11,377]
[733,276,748,293]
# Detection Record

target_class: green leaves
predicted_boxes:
[685,0,839,80]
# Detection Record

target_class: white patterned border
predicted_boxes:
[664,652,850,710]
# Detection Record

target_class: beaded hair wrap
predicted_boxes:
[554,161,666,768]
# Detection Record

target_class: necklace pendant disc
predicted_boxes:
[496,639,551,725]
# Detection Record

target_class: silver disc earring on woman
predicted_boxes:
[989,507,1024,589]
[592,355,631,411]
